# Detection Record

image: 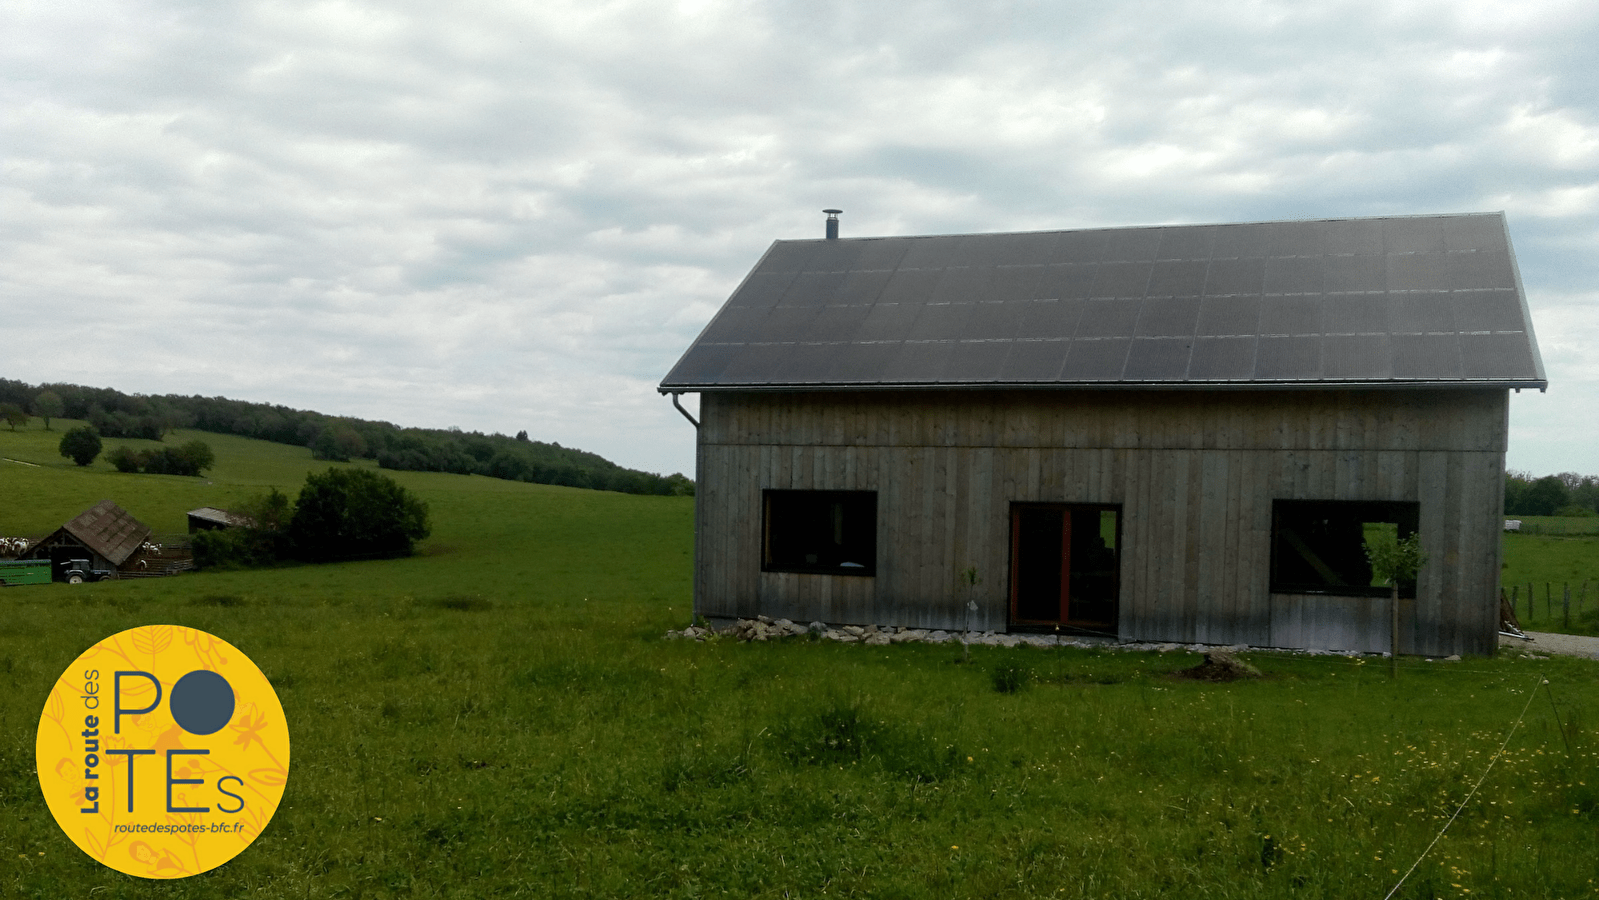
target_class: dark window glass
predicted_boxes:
[763,491,877,576]
[1270,500,1420,598]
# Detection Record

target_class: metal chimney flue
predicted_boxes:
[823,209,842,240]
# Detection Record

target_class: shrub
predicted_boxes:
[289,468,431,562]
[105,440,215,476]
[58,426,102,466]
[106,446,144,473]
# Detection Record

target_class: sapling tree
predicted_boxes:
[1365,531,1426,677]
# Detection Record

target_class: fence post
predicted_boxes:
[1564,582,1571,629]
[1512,584,1520,620]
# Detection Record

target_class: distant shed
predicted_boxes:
[187,507,252,533]
[659,211,1546,657]
[25,500,151,580]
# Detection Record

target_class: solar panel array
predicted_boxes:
[660,213,1546,391]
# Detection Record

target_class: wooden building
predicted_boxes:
[25,499,151,580]
[660,212,1546,656]
[187,507,252,533]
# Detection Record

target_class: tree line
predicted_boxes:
[0,378,693,496]
[1504,471,1599,517]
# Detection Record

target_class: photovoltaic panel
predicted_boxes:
[1155,224,1216,261]
[1059,339,1131,381]
[1210,222,1275,259]
[1196,295,1260,336]
[1319,218,1385,256]
[1123,338,1194,380]
[1322,255,1386,293]
[775,341,846,383]
[779,270,847,306]
[1101,227,1163,262]
[807,304,873,342]
[1447,251,1515,291]
[1460,333,1537,379]
[1090,262,1152,298]
[1204,258,1266,296]
[963,299,1031,341]
[1452,290,1526,333]
[831,342,900,382]
[854,302,922,342]
[1187,336,1256,380]
[930,266,993,305]
[1268,220,1323,257]
[1034,264,1099,300]
[881,341,955,382]
[877,268,945,305]
[1258,295,1322,336]
[659,212,1544,391]
[1322,334,1393,379]
[983,265,1046,302]
[1386,253,1450,292]
[999,340,1069,381]
[1390,334,1463,379]
[1146,260,1209,297]
[1076,298,1142,338]
[1053,229,1109,264]
[1017,298,1085,340]
[1389,291,1456,334]
[1382,217,1446,254]
[835,269,896,305]
[1443,216,1508,253]
[1255,336,1322,379]
[730,271,798,309]
[907,302,974,341]
[1263,255,1324,294]
[946,340,1012,382]
[1136,297,1200,337]
[1321,294,1389,334]
[700,304,773,343]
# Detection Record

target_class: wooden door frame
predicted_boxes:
[1008,502,1122,633]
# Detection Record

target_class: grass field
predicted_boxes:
[2,421,1597,898]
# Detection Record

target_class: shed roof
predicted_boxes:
[186,507,251,528]
[61,500,151,566]
[660,212,1546,392]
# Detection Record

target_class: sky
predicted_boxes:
[3,0,1596,479]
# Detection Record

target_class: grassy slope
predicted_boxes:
[1,421,1596,898]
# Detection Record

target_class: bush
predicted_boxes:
[290,468,431,562]
[58,426,102,466]
[106,446,143,473]
[105,440,215,476]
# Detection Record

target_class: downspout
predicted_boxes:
[669,391,699,428]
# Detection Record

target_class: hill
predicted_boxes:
[0,378,692,496]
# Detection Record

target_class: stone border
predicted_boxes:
[665,617,1404,658]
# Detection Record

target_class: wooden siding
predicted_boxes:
[694,389,1509,656]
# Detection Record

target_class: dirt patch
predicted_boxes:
[1174,650,1262,682]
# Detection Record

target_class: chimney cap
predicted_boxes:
[823,208,842,215]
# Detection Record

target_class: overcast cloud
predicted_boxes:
[3,0,1596,477]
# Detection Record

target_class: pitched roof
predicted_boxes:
[187,507,252,528]
[62,500,151,566]
[660,212,1546,392]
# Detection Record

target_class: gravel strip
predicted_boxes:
[1510,631,1599,660]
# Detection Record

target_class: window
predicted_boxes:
[1270,500,1420,598]
[763,490,876,576]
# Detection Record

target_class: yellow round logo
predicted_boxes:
[36,625,290,879]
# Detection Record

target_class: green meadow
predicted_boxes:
[2,420,1597,898]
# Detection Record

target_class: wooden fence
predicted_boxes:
[1508,582,1591,629]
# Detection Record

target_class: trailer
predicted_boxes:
[0,559,53,587]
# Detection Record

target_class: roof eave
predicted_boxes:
[659,378,1548,394]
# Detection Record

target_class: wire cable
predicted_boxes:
[1380,674,1546,900]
